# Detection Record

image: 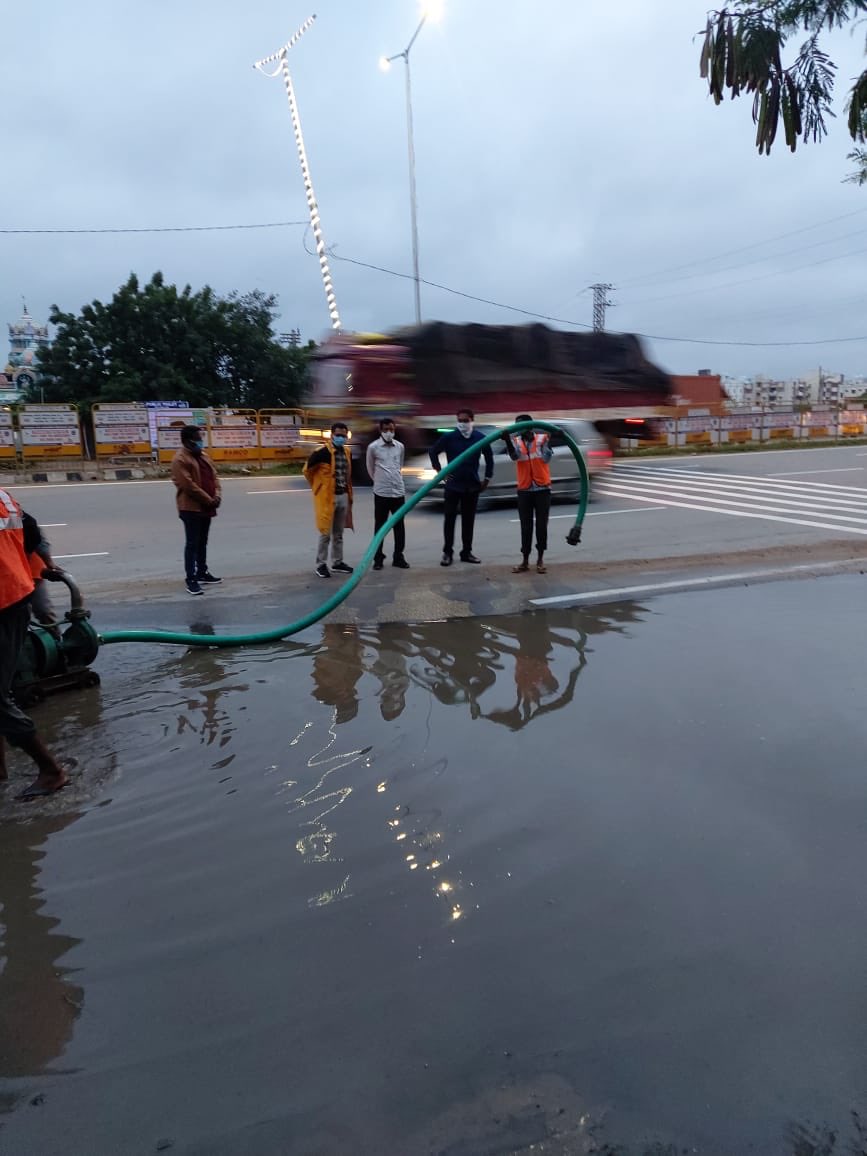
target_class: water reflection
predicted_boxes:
[0,817,83,1088]
[300,604,647,931]
[311,624,365,724]
[305,603,647,732]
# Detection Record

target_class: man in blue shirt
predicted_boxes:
[429,408,494,566]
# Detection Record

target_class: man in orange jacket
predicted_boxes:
[0,487,69,799]
[504,414,554,574]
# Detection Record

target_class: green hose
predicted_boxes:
[99,420,589,648]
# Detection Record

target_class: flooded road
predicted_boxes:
[2,576,867,1154]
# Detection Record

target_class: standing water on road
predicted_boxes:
[2,577,867,1155]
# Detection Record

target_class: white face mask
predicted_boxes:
[457,421,473,437]
[381,430,395,443]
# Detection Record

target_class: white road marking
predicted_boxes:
[620,464,867,496]
[767,467,865,476]
[54,552,110,560]
[246,489,303,495]
[39,523,68,528]
[530,560,862,607]
[593,485,867,536]
[605,473,867,514]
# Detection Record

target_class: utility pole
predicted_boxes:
[590,283,613,332]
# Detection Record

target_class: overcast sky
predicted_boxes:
[5,0,867,379]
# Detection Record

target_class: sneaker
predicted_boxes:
[460,552,481,564]
[186,579,204,596]
[373,559,384,571]
[315,563,331,579]
[440,552,453,567]
[392,557,410,569]
[332,562,354,574]
[198,572,222,584]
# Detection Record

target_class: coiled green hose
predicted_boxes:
[99,420,589,648]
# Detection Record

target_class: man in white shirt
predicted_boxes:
[366,418,410,571]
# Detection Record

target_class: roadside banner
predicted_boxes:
[0,407,14,459]
[19,404,82,459]
[207,410,259,463]
[258,409,307,460]
[92,402,151,457]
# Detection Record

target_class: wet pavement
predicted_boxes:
[2,575,867,1154]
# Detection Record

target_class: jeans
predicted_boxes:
[316,492,349,566]
[517,488,551,556]
[373,494,407,562]
[442,487,480,557]
[179,511,213,581]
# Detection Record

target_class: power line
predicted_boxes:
[331,250,867,347]
[328,250,594,329]
[620,240,867,309]
[4,217,865,348]
[616,205,867,291]
[0,221,308,235]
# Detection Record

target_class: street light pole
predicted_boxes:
[380,11,434,326]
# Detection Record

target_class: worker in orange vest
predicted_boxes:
[504,414,553,574]
[0,487,69,800]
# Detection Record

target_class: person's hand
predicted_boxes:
[481,478,490,490]
[42,567,65,581]
[210,497,221,509]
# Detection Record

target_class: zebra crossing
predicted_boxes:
[594,463,867,536]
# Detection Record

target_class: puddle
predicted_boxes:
[2,579,867,1154]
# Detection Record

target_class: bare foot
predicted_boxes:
[17,757,76,801]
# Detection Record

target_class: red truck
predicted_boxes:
[306,322,673,479]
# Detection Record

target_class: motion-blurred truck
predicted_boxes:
[304,321,673,480]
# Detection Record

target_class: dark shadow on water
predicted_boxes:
[0,816,84,1101]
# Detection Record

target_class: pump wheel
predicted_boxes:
[81,671,101,689]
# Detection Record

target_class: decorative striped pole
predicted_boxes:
[254,16,341,331]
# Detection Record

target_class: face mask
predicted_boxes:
[381,430,395,443]
[188,440,204,454]
[332,435,346,448]
[457,421,473,437]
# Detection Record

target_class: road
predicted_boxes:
[10,442,867,630]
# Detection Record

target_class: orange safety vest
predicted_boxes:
[0,488,36,610]
[512,433,551,490]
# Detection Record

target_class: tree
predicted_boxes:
[34,272,312,410]
[699,1,867,182]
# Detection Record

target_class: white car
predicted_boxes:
[401,419,612,505]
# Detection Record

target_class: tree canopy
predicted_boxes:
[699,1,867,181]
[35,272,312,410]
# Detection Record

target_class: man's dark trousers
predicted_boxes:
[517,489,551,556]
[443,487,480,558]
[373,495,406,563]
[179,511,211,581]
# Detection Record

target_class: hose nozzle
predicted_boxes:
[565,525,582,546]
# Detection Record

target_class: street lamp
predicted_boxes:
[380,2,442,325]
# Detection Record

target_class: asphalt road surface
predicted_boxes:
[10,442,867,629]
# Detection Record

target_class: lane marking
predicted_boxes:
[530,560,863,607]
[767,467,865,476]
[246,489,303,495]
[596,481,867,525]
[603,474,867,514]
[510,506,668,523]
[39,523,67,528]
[54,552,110,560]
[619,465,867,496]
[592,486,867,536]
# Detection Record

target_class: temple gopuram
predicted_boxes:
[2,304,50,400]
